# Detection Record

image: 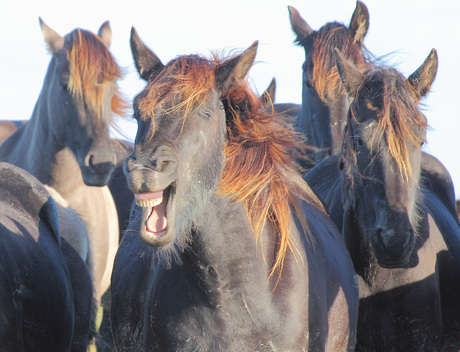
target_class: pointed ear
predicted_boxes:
[261,77,276,106]
[334,48,363,98]
[408,49,438,99]
[348,1,369,46]
[130,27,164,81]
[214,41,258,93]
[97,20,112,48]
[288,6,314,43]
[39,17,65,54]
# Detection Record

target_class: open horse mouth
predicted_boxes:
[135,188,171,243]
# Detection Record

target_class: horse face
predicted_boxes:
[335,47,435,268]
[52,57,115,186]
[125,90,226,248]
[345,106,423,267]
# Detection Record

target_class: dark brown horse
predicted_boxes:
[289,1,370,172]
[0,18,127,349]
[0,162,94,351]
[305,48,460,351]
[261,77,301,121]
[110,29,359,351]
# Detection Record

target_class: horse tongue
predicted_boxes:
[146,199,167,234]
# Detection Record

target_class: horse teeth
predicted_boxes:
[136,197,163,208]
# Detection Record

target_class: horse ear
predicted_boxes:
[39,17,65,54]
[130,27,164,82]
[334,48,363,98]
[261,77,276,106]
[214,41,258,93]
[348,1,369,46]
[288,6,314,43]
[408,49,438,99]
[97,20,112,48]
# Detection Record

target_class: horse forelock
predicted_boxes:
[343,68,426,191]
[311,23,366,103]
[138,55,216,125]
[66,28,127,119]
[218,81,312,279]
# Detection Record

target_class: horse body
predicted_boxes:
[288,1,370,171]
[110,30,358,351]
[305,49,460,350]
[0,162,93,351]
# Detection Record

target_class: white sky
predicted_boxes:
[1,0,459,198]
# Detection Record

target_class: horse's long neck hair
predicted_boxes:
[137,53,312,278]
[66,29,128,118]
[218,80,311,278]
[308,23,367,103]
[342,67,427,208]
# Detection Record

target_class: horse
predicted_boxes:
[109,28,359,351]
[0,120,26,145]
[288,1,370,172]
[261,77,301,121]
[0,117,134,240]
[305,48,460,351]
[0,161,94,352]
[0,18,126,349]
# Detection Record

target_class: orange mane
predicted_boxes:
[342,67,426,185]
[137,53,313,278]
[310,23,366,103]
[66,29,128,118]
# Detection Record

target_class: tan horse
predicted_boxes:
[0,19,125,348]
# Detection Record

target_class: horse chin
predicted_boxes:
[82,174,111,187]
[80,162,115,187]
[372,244,413,269]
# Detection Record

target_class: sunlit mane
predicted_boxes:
[138,55,215,121]
[66,29,127,118]
[342,67,426,185]
[310,23,366,103]
[138,52,313,278]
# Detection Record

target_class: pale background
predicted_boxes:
[1,0,458,198]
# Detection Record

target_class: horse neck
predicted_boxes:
[2,92,84,192]
[178,195,301,300]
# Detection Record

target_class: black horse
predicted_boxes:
[305,48,460,350]
[110,29,359,351]
[288,1,370,171]
[0,162,94,351]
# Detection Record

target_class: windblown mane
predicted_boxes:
[342,67,427,187]
[66,29,128,118]
[301,22,367,103]
[137,52,313,277]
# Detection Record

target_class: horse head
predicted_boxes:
[39,18,126,186]
[124,28,257,249]
[289,1,369,170]
[335,48,438,267]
